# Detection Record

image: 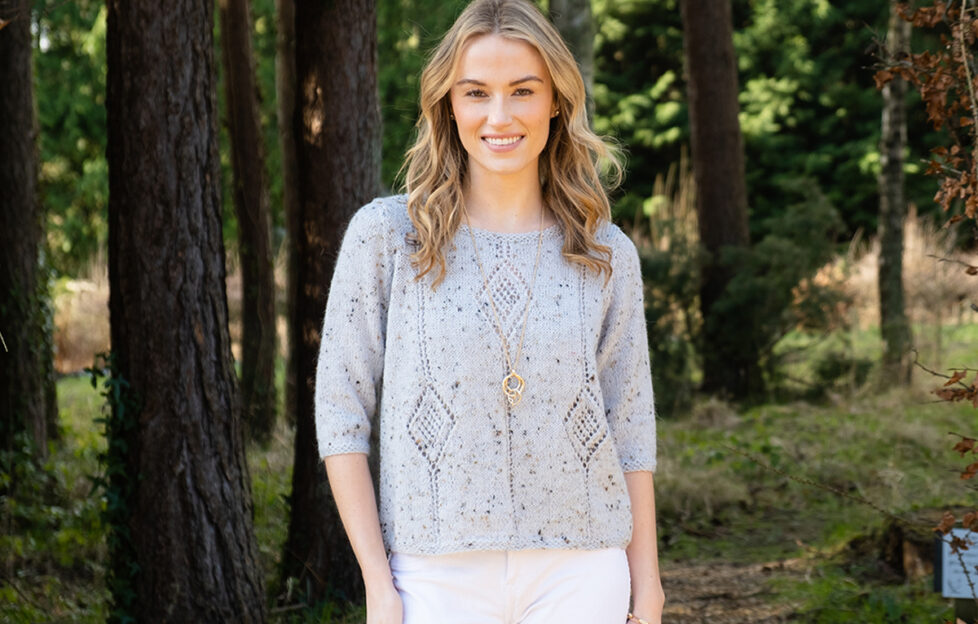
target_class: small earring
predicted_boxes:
[449,112,455,120]
[551,108,559,118]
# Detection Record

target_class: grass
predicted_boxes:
[773,321,978,400]
[4,335,978,621]
[1,375,108,624]
[771,569,953,622]
[651,321,978,621]
[657,392,976,560]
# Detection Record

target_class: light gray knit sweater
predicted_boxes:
[315,194,656,555]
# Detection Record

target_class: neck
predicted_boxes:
[462,167,552,233]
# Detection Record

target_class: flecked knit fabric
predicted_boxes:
[315,194,656,555]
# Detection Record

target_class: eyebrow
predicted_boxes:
[454,75,545,87]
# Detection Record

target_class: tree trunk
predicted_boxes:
[105,0,267,620]
[275,0,300,427]
[680,0,759,399]
[878,0,913,382]
[219,0,278,443]
[0,2,55,471]
[549,0,595,120]
[281,0,381,604]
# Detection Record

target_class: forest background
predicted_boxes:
[5,0,978,622]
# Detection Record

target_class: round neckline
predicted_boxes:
[459,222,562,242]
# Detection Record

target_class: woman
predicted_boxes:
[315,1,663,623]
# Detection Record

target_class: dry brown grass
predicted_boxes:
[53,246,291,374]
[843,206,978,331]
[53,253,110,374]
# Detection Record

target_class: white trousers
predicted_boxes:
[390,548,630,624]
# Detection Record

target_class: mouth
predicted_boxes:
[482,135,524,148]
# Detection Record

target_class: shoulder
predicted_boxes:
[594,219,640,272]
[350,194,411,233]
[346,194,413,247]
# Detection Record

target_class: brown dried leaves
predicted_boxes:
[874,1,978,221]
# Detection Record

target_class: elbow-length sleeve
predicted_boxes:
[596,232,657,473]
[314,200,394,459]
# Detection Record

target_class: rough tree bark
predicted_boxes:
[680,0,759,399]
[105,0,267,620]
[219,0,278,443]
[281,0,381,604]
[549,0,595,120]
[275,0,300,427]
[878,0,913,382]
[0,1,56,469]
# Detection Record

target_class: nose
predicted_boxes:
[487,96,512,127]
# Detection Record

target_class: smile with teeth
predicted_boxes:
[483,135,523,146]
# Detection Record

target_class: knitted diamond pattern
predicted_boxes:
[564,387,607,469]
[475,258,528,345]
[407,385,455,466]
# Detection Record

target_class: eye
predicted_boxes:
[464,88,488,98]
[514,87,534,96]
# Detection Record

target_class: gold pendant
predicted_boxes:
[502,369,525,406]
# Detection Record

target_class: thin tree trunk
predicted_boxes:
[878,0,913,382]
[680,0,759,399]
[549,0,595,120]
[0,1,54,469]
[281,0,381,604]
[275,0,300,427]
[219,0,278,443]
[106,0,267,620]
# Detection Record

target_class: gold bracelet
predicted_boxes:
[627,613,651,624]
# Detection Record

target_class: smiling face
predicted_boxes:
[449,34,557,184]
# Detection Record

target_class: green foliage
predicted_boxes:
[593,0,944,240]
[715,179,847,390]
[86,353,141,624]
[35,0,952,282]
[594,0,684,220]
[34,1,109,277]
[0,283,46,447]
[377,0,469,189]
[0,377,108,624]
[733,0,884,236]
[634,194,702,417]
[774,569,951,623]
[630,173,849,406]
[639,244,699,417]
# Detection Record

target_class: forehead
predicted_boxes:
[454,34,550,84]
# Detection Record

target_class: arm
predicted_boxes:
[315,201,401,622]
[595,231,662,621]
[625,470,664,623]
[324,453,402,624]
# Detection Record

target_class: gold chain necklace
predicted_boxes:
[462,206,546,407]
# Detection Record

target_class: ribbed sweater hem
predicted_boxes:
[387,533,632,556]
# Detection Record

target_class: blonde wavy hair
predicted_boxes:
[401,0,623,287]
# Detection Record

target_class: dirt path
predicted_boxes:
[659,558,808,623]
